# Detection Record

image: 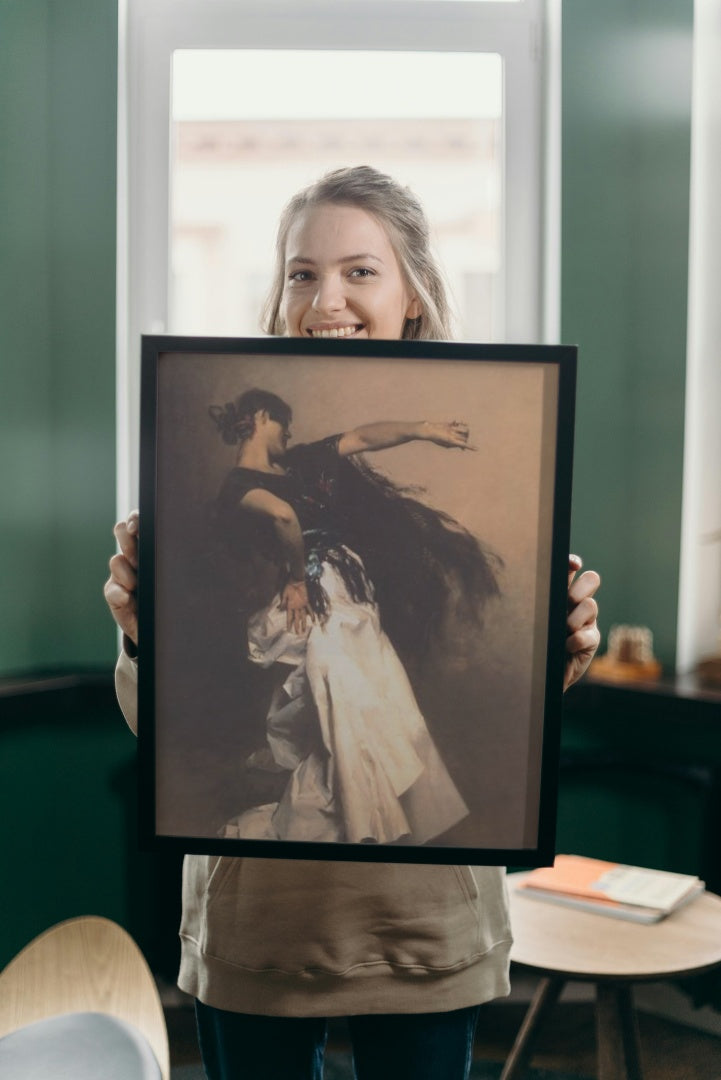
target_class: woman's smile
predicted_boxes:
[306,323,364,339]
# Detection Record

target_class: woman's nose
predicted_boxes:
[312,274,345,314]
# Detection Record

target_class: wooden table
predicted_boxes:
[503,873,721,1080]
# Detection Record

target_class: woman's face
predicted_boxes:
[255,411,291,460]
[281,203,421,341]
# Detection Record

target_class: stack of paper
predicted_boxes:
[517,855,705,923]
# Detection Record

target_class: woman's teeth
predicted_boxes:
[310,325,360,338]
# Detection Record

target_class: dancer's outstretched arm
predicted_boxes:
[337,419,475,457]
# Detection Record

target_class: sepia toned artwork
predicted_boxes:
[138,336,576,864]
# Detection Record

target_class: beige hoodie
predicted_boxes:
[116,650,512,1016]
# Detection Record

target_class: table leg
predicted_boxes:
[596,982,643,1080]
[499,976,565,1080]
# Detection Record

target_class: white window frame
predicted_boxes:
[117,0,558,510]
[676,0,721,674]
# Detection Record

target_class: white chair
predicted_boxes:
[0,915,170,1079]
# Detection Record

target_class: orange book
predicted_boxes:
[518,855,703,922]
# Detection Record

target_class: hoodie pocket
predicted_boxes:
[191,858,508,976]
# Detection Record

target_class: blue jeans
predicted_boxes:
[195,1000,481,1080]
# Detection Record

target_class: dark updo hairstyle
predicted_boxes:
[208,388,292,446]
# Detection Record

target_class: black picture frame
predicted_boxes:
[138,335,576,865]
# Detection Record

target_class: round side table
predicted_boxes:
[503,872,721,1080]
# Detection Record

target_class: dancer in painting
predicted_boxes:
[209,388,498,845]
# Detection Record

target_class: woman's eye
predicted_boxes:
[349,267,375,279]
[288,270,313,283]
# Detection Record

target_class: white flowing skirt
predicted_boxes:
[221,557,469,845]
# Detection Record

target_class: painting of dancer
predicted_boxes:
[141,338,575,864]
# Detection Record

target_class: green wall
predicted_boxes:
[562,0,693,669]
[0,0,118,675]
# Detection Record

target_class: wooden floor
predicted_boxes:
[166,996,721,1078]
[475,1000,721,1079]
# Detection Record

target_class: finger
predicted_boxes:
[568,569,601,608]
[567,553,583,588]
[108,552,137,592]
[114,519,139,568]
[566,595,599,635]
[566,624,601,657]
[448,434,476,450]
[103,578,132,611]
[103,579,138,641]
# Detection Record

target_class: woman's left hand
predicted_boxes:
[564,554,601,691]
[422,420,477,451]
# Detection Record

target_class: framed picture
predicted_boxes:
[138,335,576,865]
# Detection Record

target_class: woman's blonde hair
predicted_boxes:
[261,165,454,341]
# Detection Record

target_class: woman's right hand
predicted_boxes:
[103,510,139,646]
[422,420,477,451]
[279,579,314,636]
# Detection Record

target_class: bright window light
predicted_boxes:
[173,50,502,121]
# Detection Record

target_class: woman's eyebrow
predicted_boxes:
[286,253,384,266]
[338,253,384,264]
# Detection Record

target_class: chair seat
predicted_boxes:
[0,1011,162,1079]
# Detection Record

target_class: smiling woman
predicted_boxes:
[107,152,597,1080]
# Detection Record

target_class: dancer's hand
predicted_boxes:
[104,510,139,646]
[280,579,315,635]
[422,420,476,451]
[564,555,601,691]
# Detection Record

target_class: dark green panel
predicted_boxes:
[0,1,56,669]
[0,687,133,966]
[556,771,708,876]
[47,0,118,666]
[562,0,693,668]
[0,683,184,976]
[0,0,118,673]
[559,683,721,888]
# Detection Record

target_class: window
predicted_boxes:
[118,0,556,508]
